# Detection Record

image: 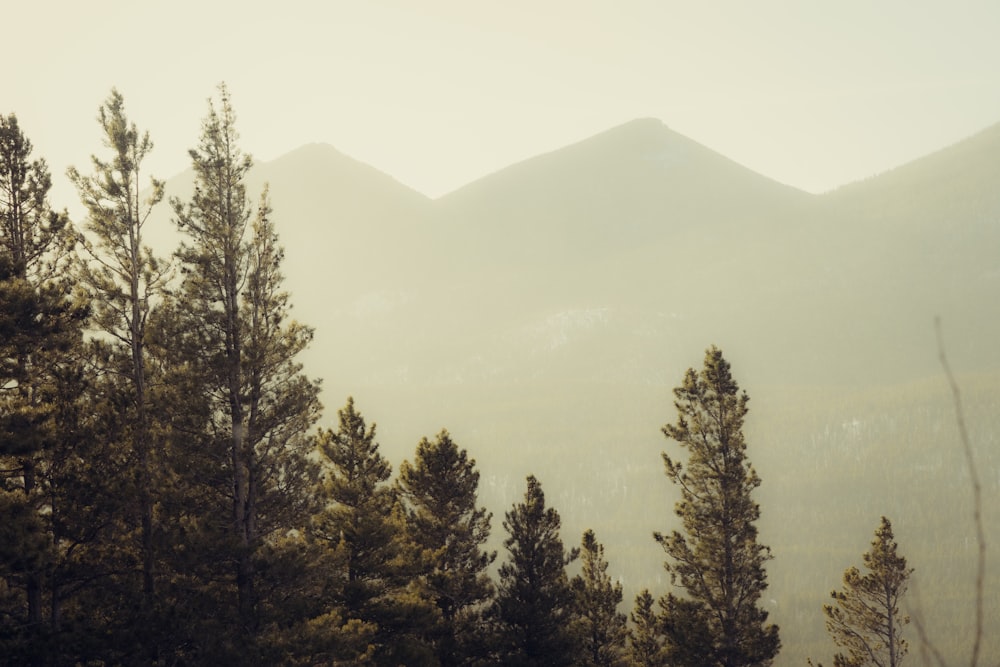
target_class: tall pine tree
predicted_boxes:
[656,346,780,667]
[161,83,321,655]
[68,88,169,612]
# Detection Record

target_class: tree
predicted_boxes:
[0,114,70,276]
[163,83,321,650]
[310,397,435,665]
[0,113,84,649]
[398,429,496,666]
[655,346,780,667]
[572,529,628,667]
[628,589,665,667]
[493,474,580,667]
[820,516,912,667]
[68,88,168,609]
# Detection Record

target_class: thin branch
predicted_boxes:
[934,317,984,667]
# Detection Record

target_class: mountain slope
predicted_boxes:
[435,118,813,271]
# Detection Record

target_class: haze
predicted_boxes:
[10,1,1000,208]
[5,2,999,665]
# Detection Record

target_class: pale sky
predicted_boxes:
[8,1,1000,211]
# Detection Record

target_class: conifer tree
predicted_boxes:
[398,429,496,666]
[37,346,127,660]
[310,397,435,665]
[572,529,628,667]
[656,346,779,667]
[0,114,84,646]
[493,474,580,667]
[68,88,168,610]
[628,589,666,666]
[162,83,321,652]
[819,516,912,667]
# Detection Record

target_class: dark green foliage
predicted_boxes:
[398,429,496,666]
[572,529,628,667]
[655,346,780,667]
[493,474,580,667]
[819,516,912,667]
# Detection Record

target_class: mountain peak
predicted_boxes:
[439,116,808,208]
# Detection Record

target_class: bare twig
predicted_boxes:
[934,317,985,667]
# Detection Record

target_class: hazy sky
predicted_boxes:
[9,1,1000,209]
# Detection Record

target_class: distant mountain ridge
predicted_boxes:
[150,116,1000,391]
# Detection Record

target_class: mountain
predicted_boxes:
[808,121,1000,380]
[145,120,1000,665]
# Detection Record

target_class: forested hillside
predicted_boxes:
[2,87,998,665]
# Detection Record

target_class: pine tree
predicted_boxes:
[0,114,70,275]
[820,516,912,667]
[655,346,780,667]
[628,589,665,666]
[493,474,580,667]
[0,114,85,654]
[398,429,496,666]
[572,529,628,667]
[310,397,435,665]
[162,83,321,653]
[37,346,128,661]
[68,88,169,611]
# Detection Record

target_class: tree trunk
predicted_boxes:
[21,457,43,627]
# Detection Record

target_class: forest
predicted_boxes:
[1,86,995,666]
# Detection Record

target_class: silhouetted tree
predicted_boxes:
[655,346,780,666]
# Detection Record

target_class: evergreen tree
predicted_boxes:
[655,346,779,667]
[493,474,580,667]
[0,114,85,656]
[68,88,168,613]
[572,529,628,667]
[398,429,496,666]
[628,589,665,667]
[0,114,70,275]
[161,83,321,655]
[310,397,435,665]
[35,347,128,664]
[819,516,912,667]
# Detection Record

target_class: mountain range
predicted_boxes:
[149,118,1000,664]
